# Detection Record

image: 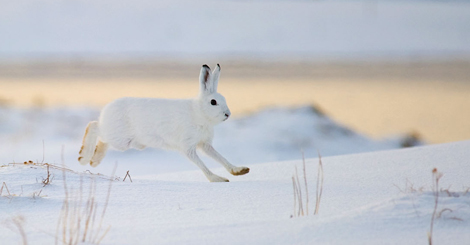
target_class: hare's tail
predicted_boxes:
[78,121,100,165]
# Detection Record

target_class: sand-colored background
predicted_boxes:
[0,60,469,143]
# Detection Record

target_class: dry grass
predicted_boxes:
[314,152,324,215]
[302,152,309,215]
[292,151,324,218]
[42,164,53,187]
[3,160,118,202]
[0,181,20,202]
[1,181,12,197]
[2,154,121,245]
[393,178,426,218]
[292,166,304,216]
[10,160,77,175]
[7,157,117,244]
[428,168,443,245]
[393,178,425,194]
[1,161,52,201]
[123,171,133,183]
[4,216,28,245]
[7,160,118,182]
[55,164,115,245]
[394,170,466,238]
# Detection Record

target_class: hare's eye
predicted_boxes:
[210,99,217,106]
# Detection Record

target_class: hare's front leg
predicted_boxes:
[185,148,229,182]
[200,143,250,176]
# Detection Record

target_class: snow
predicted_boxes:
[1,0,469,59]
[1,138,469,244]
[0,104,469,244]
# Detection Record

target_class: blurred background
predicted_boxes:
[0,0,470,172]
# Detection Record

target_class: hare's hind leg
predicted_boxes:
[90,140,109,167]
[200,143,250,176]
[78,121,99,165]
[185,148,229,182]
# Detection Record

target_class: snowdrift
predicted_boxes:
[1,138,469,244]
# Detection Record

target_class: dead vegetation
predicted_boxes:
[4,216,28,245]
[50,161,116,245]
[55,170,114,245]
[123,170,133,183]
[292,151,324,218]
[393,178,425,194]
[394,168,467,245]
[1,182,12,198]
[428,168,443,245]
[42,164,53,187]
[314,152,324,215]
[2,158,120,244]
[6,160,120,182]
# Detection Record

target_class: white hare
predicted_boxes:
[78,64,249,182]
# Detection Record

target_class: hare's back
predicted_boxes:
[99,97,193,144]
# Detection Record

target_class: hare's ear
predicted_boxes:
[210,64,221,92]
[199,64,213,95]
[199,64,221,94]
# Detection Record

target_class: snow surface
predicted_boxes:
[1,0,470,59]
[1,138,469,244]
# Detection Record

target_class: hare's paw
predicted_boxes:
[90,160,102,168]
[78,157,91,166]
[230,166,250,176]
[208,175,229,182]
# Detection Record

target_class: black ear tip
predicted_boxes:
[217,63,221,69]
[202,64,210,69]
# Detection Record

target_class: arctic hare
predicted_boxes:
[78,64,249,182]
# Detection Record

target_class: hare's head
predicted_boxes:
[198,64,231,124]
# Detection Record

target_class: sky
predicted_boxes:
[1,0,469,60]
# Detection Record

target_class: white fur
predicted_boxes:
[78,64,249,182]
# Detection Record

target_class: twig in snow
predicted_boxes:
[1,182,12,197]
[295,166,304,216]
[428,168,443,245]
[291,176,297,218]
[42,164,53,187]
[123,171,133,183]
[314,152,324,215]
[302,150,309,215]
